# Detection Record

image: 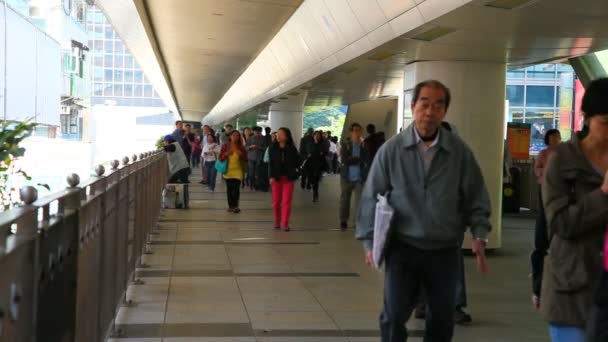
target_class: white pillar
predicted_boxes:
[404,61,506,249]
[269,92,307,147]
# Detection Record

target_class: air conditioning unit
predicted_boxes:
[61,106,70,115]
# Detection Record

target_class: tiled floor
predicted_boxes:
[109,173,549,341]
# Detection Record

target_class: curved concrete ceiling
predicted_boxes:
[97,0,302,121]
[99,0,608,125]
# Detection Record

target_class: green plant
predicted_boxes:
[155,135,165,149]
[0,120,49,211]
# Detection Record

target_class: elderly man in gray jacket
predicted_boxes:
[356,80,492,342]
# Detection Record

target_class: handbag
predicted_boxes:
[215,159,227,174]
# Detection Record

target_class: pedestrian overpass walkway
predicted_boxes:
[109,173,548,342]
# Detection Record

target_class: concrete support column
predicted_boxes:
[404,61,506,249]
[269,92,307,146]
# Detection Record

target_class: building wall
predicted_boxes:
[87,6,166,108]
[0,2,61,126]
[341,99,398,141]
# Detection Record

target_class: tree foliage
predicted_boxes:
[303,106,347,137]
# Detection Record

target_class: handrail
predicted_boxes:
[0,149,168,342]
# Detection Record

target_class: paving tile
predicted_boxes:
[249,311,339,330]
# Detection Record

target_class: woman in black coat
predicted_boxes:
[268,127,301,231]
[305,131,327,203]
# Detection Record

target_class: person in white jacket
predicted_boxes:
[202,134,221,192]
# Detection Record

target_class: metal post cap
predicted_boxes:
[94,165,105,177]
[66,173,80,187]
[110,160,120,170]
[20,186,38,205]
[132,154,138,162]
[122,157,130,165]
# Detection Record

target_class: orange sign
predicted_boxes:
[507,122,531,160]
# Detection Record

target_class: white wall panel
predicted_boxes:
[367,23,397,48]
[0,6,5,119]
[376,0,417,21]
[35,31,61,126]
[417,0,463,22]
[389,7,426,36]
[6,8,36,122]
[306,0,346,57]
[323,0,365,46]
[294,3,332,61]
[347,0,387,32]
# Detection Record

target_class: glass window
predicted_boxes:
[94,40,103,53]
[134,70,143,83]
[507,69,525,78]
[125,71,133,83]
[103,84,113,96]
[506,85,524,106]
[114,55,123,68]
[510,108,524,123]
[104,69,113,82]
[526,86,555,107]
[124,84,133,97]
[114,70,123,82]
[94,68,103,81]
[94,83,103,96]
[143,76,150,84]
[104,26,113,39]
[527,64,555,79]
[153,90,159,98]
[94,56,103,67]
[104,41,113,53]
[125,56,134,69]
[104,55,112,68]
[134,84,143,97]
[526,109,555,152]
[144,85,153,97]
[114,41,123,54]
[114,84,123,96]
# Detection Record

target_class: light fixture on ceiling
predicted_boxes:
[212,12,223,16]
[279,96,288,100]
[270,100,280,103]
[367,51,397,61]
[337,66,358,74]
[484,0,537,10]
[288,92,300,96]
[300,85,313,90]
[410,26,456,42]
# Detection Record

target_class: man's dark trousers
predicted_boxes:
[381,239,459,342]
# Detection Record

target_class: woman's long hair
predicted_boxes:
[277,127,295,147]
[230,130,242,146]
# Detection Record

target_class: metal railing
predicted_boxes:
[0,150,167,342]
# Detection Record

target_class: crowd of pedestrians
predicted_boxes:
[160,78,608,342]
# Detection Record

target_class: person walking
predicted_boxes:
[339,123,370,230]
[530,128,561,309]
[307,131,328,203]
[364,123,386,162]
[202,134,220,192]
[299,128,315,190]
[163,135,190,184]
[540,78,608,342]
[268,127,301,232]
[356,80,492,342]
[246,126,268,191]
[191,134,202,168]
[219,130,248,213]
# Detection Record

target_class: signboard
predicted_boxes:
[507,122,531,160]
[558,72,575,141]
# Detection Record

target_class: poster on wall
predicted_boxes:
[507,122,531,160]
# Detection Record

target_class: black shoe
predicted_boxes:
[340,222,347,230]
[198,180,205,184]
[313,194,319,203]
[227,208,234,212]
[273,225,280,230]
[233,208,241,214]
[454,308,472,325]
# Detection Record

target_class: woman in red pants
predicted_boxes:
[268,127,301,232]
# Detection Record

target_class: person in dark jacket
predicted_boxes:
[299,127,315,190]
[307,131,328,203]
[339,123,370,230]
[268,127,301,231]
[541,78,608,342]
[364,124,386,162]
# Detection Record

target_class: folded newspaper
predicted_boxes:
[372,192,394,270]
